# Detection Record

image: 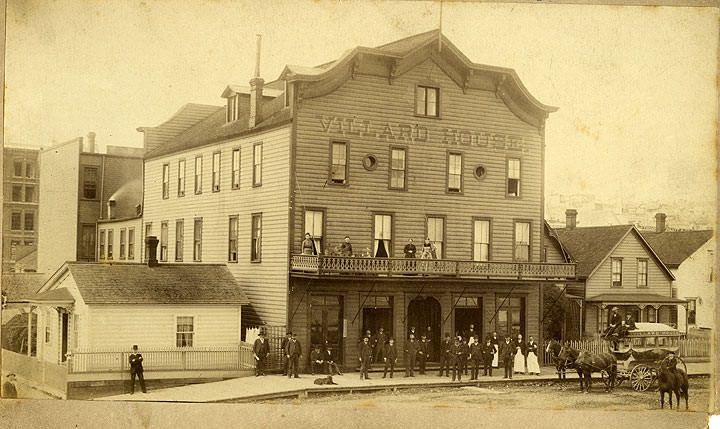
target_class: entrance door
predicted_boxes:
[454,300,483,341]
[407,296,441,361]
[362,308,393,339]
[60,313,69,363]
[309,296,343,362]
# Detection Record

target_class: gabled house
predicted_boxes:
[554,210,681,337]
[641,213,715,331]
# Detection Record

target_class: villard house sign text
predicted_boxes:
[318,115,528,152]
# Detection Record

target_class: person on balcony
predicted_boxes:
[403,239,417,258]
[302,233,317,255]
[420,238,437,259]
[129,344,147,394]
[340,236,353,257]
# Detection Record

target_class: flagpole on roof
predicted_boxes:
[438,0,443,52]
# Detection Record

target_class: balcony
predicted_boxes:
[290,255,576,281]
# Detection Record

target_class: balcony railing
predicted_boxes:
[290,255,575,280]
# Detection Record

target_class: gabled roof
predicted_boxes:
[41,263,250,305]
[544,220,573,263]
[27,288,74,305]
[554,225,674,280]
[641,230,714,269]
[1,273,49,302]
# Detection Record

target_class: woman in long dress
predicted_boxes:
[526,336,540,375]
[491,332,499,368]
[513,334,526,374]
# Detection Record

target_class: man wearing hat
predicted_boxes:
[605,307,622,337]
[285,333,302,378]
[129,345,147,394]
[438,333,452,377]
[253,331,270,376]
[358,336,373,380]
[500,335,516,379]
[280,332,292,376]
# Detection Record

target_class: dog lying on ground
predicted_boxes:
[313,375,338,385]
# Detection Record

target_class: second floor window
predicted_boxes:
[304,210,324,254]
[231,148,241,189]
[128,228,135,259]
[175,220,184,261]
[107,230,114,259]
[24,212,34,231]
[473,220,490,262]
[251,213,262,262]
[178,159,186,197]
[160,222,168,261]
[612,258,623,287]
[162,164,170,199]
[253,143,262,187]
[330,141,347,185]
[415,86,439,117]
[212,152,221,192]
[447,153,462,192]
[390,148,406,189]
[507,158,521,197]
[193,219,202,261]
[83,167,98,199]
[514,222,530,262]
[637,259,648,287]
[228,216,238,262]
[194,156,203,194]
[373,214,392,257]
[427,217,444,258]
[120,228,126,259]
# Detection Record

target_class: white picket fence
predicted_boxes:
[542,338,710,365]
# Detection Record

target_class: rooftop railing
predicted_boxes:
[290,255,575,280]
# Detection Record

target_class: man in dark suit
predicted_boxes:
[310,345,325,375]
[438,333,452,377]
[129,344,147,394]
[358,336,373,380]
[285,333,302,378]
[253,331,270,376]
[469,336,483,380]
[280,332,291,375]
[481,337,495,376]
[323,341,342,376]
[450,338,463,381]
[418,334,429,375]
[405,334,419,377]
[500,336,515,379]
[383,338,398,378]
[372,327,388,363]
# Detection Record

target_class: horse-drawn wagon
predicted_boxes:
[604,322,687,391]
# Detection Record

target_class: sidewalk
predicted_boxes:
[96,362,711,403]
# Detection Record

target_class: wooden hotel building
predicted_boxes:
[139,30,575,369]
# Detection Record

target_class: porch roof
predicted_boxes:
[26,288,75,305]
[1,273,49,302]
[585,293,686,304]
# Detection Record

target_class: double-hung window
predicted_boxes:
[637,259,648,287]
[507,159,521,197]
[253,143,262,187]
[212,152,221,192]
[177,159,186,197]
[415,86,439,117]
[176,316,194,347]
[228,216,238,262]
[447,153,462,192]
[120,228,126,259]
[175,220,184,262]
[83,167,98,199]
[99,230,105,260]
[160,221,168,261]
[304,210,324,254]
[330,141,347,185]
[373,214,392,257]
[107,230,114,259]
[612,258,623,287]
[194,156,203,194]
[193,219,203,262]
[513,222,530,262]
[128,228,135,259]
[473,219,490,262]
[390,147,406,189]
[162,164,170,199]
[426,217,444,258]
[231,149,241,189]
[251,214,262,262]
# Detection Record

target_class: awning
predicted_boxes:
[585,293,686,304]
[24,288,75,306]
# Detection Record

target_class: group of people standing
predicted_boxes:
[301,233,441,260]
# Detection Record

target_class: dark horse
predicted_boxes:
[658,363,689,410]
[559,348,617,393]
[546,340,578,379]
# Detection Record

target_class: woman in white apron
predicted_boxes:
[513,334,526,374]
[491,332,499,368]
[526,336,540,375]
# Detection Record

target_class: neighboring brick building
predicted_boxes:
[3,146,41,272]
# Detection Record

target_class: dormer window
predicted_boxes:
[226,94,240,122]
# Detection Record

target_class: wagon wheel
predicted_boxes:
[630,364,654,392]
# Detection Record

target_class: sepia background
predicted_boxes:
[2,0,718,427]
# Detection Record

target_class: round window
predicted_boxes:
[363,154,378,171]
[474,165,487,180]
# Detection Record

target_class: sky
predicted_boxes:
[5,0,718,216]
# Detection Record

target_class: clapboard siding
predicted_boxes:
[293,59,544,262]
[86,305,241,349]
[586,231,672,298]
[143,126,291,325]
[543,227,568,264]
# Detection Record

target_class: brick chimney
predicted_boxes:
[86,132,96,153]
[565,209,578,230]
[655,212,667,233]
[249,34,264,128]
[145,236,159,267]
